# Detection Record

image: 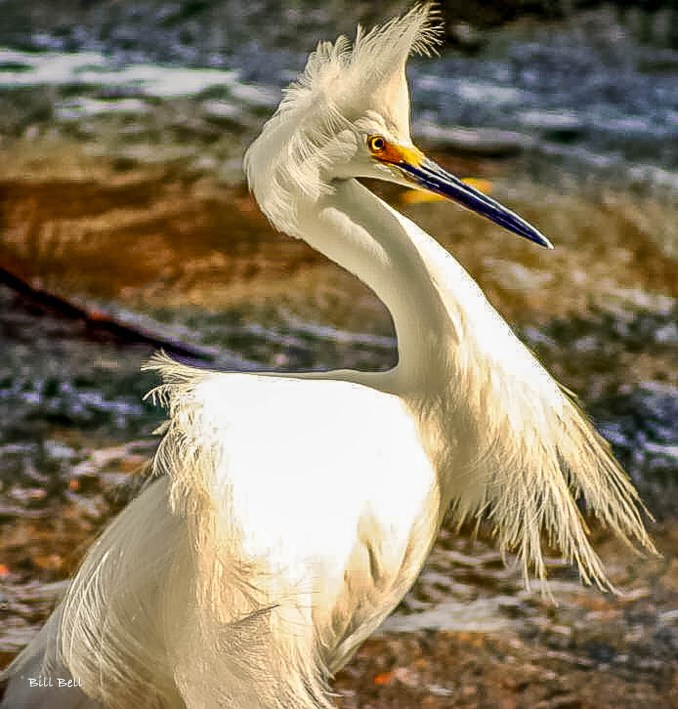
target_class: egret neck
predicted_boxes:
[297,177,453,392]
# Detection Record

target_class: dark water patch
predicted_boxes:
[0,2,675,62]
[522,303,676,374]
[594,382,677,519]
[152,305,397,373]
[521,303,677,517]
[0,285,162,446]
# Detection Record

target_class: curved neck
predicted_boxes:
[296,179,452,389]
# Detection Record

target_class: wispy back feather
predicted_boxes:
[402,219,657,591]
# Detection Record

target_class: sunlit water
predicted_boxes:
[0,7,676,187]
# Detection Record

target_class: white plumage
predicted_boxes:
[1,5,654,708]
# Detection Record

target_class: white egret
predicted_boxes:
[1,5,655,708]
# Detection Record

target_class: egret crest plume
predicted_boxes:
[245,3,441,235]
[280,2,441,118]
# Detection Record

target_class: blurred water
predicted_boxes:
[0,7,676,189]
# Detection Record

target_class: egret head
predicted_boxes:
[245,3,550,248]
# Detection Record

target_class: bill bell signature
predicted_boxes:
[22,675,83,688]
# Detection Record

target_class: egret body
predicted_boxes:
[1,5,654,708]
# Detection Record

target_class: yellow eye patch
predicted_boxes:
[367,135,425,168]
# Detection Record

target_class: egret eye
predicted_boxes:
[367,135,386,153]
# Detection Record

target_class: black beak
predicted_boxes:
[399,157,553,249]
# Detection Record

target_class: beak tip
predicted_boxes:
[400,155,555,250]
[525,227,553,250]
[518,228,554,250]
